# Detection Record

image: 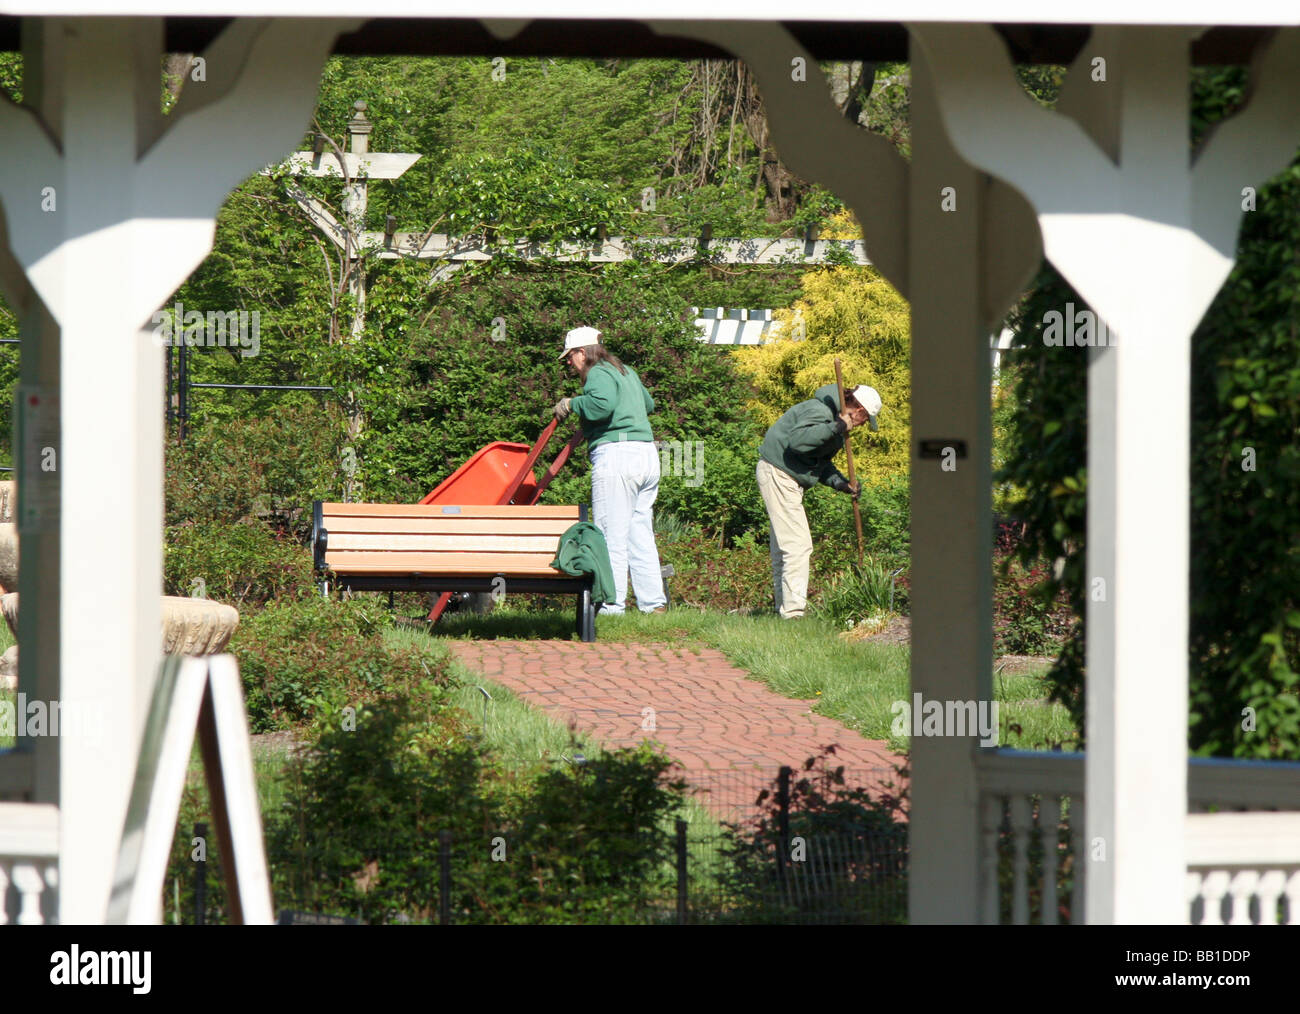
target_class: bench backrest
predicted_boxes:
[313,502,585,576]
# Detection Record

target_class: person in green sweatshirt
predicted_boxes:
[553,326,667,616]
[757,382,882,619]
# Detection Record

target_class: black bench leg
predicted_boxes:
[576,585,596,642]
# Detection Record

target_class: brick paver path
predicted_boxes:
[448,640,905,822]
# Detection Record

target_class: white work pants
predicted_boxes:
[590,440,667,614]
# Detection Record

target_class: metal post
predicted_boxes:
[675,819,688,925]
[178,340,189,441]
[438,830,452,926]
[166,342,173,433]
[776,766,791,892]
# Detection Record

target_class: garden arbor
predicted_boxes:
[1,5,1299,924]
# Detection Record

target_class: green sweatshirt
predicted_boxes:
[570,361,655,448]
[758,383,851,489]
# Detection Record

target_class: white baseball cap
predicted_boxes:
[848,385,883,432]
[559,326,602,360]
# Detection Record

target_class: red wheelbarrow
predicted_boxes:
[419,418,584,623]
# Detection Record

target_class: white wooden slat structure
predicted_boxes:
[0,801,58,924]
[978,752,1300,924]
[692,307,776,345]
[0,6,1297,925]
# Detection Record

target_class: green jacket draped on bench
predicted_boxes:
[550,522,616,606]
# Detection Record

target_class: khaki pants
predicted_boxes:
[756,459,813,619]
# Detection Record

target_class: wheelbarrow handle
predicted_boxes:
[498,416,583,506]
[533,428,584,500]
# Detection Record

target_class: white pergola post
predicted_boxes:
[911,22,1300,923]
[0,15,358,923]
[645,20,1040,922]
[903,43,992,923]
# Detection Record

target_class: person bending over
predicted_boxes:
[756,382,881,620]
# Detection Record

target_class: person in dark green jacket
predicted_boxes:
[757,382,882,618]
[553,326,667,616]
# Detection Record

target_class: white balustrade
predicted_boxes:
[1185,812,1300,925]
[0,802,59,924]
[977,751,1300,924]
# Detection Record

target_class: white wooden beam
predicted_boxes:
[910,21,1300,924]
[904,43,990,923]
[0,15,359,924]
[387,234,872,264]
[273,150,421,179]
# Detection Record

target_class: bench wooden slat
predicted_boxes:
[325,550,563,575]
[328,533,564,552]
[321,517,577,537]
[312,497,596,641]
[319,502,581,519]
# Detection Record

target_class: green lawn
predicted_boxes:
[429,603,1078,753]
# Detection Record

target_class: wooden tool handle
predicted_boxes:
[833,358,865,564]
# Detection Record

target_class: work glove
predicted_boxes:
[553,397,573,421]
[828,473,861,500]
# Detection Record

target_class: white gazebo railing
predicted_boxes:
[977,751,1300,925]
[0,802,59,924]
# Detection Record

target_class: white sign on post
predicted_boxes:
[14,385,59,534]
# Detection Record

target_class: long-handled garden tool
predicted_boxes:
[833,357,865,565]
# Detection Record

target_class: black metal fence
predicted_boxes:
[174,764,910,926]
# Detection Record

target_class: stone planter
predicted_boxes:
[0,592,240,660]
[160,595,240,655]
[0,522,17,592]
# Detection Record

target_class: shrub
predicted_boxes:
[804,475,910,573]
[486,742,688,923]
[654,436,769,544]
[230,597,446,731]
[814,557,904,626]
[992,550,1074,657]
[164,521,317,607]
[165,402,343,535]
[657,526,771,612]
[267,692,488,925]
[264,706,688,924]
[718,747,909,924]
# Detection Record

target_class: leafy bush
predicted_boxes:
[719,748,909,924]
[230,597,444,731]
[801,472,910,576]
[436,146,633,242]
[164,521,316,607]
[992,553,1073,657]
[267,692,487,925]
[486,743,688,923]
[165,403,343,534]
[653,437,769,544]
[814,558,904,626]
[265,703,687,924]
[657,527,771,612]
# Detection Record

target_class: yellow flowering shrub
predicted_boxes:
[730,211,911,487]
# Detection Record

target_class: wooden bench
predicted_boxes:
[311,501,597,641]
